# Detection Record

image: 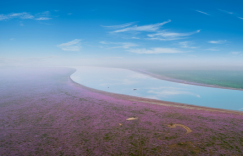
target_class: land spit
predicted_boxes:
[0,67,243,155]
[132,69,243,91]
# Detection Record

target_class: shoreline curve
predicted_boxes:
[69,67,243,115]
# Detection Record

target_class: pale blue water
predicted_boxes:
[71,66,243,111]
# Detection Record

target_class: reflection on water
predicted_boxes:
[71,66,243,111]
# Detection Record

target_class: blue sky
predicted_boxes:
[0,0,243,67]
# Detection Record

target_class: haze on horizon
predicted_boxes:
[0,0,243,70]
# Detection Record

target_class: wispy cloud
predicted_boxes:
[127,47,183,54]
[38,11,50,16]
[131,37,140,39]
[57,39,81,51]
[35,17,52,20]
[0,15,8,20]
[208,40,226,44]
[110,20,171,33]
[219,9,234,15]
[148,30,200,41]
[100,41,138,49]
[219,9,243,20]
[102,22,135,29]
[35,11,52,20]
[0,11,52,21]
[103,21,200,42]
[196,10,210,15]
[0,12,34,20]
[179,41,197,48]
[231,51,242,55]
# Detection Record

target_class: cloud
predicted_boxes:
[100,41,138,49]
[11,12,34,19]
[208,40,226,44]
[218,9,234,15]
[127,47,183,54]
[148,30,200,41]
[35,11,51,21]
[219,9,243,20]
[57,39,81,51]
[67,13,72,15]
[131,37,140,39]
[0,12,34,21]
[103,20,200,41]
[231,51,242,55]
[0,15,8,20]
[10,38,15,40]
[112,20,171,33]
[0,11,52,21]
[179,41,197,48]
[35,17,52,20]
[196,10,210,15]
[102,22,135,29]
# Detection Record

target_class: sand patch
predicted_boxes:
[126,117,138,121]
[168,124,192,134]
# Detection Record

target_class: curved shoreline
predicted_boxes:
[69,68,243,115]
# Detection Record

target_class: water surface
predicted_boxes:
[71,66,243,111]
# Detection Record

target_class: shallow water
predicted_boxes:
[70,66,243,111]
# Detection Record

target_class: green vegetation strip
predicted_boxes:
[146,70,243,89]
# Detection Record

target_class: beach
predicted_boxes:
[1,67,243,155]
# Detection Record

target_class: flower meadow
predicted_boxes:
[0,67,243,155]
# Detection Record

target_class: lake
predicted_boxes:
[70,66,243,111]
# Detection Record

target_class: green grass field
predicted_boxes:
[146,70,243,89]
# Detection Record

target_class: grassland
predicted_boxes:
[145,69,243,90]
[0,67,243,155]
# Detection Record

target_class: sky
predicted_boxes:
[0,0,243,69]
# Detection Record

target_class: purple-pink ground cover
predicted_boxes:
[0,67,243,155]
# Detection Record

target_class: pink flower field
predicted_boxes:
[0,67,243,155]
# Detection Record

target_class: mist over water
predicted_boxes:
[1,55,243,71]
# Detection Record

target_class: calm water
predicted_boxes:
[70,66,243,111]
